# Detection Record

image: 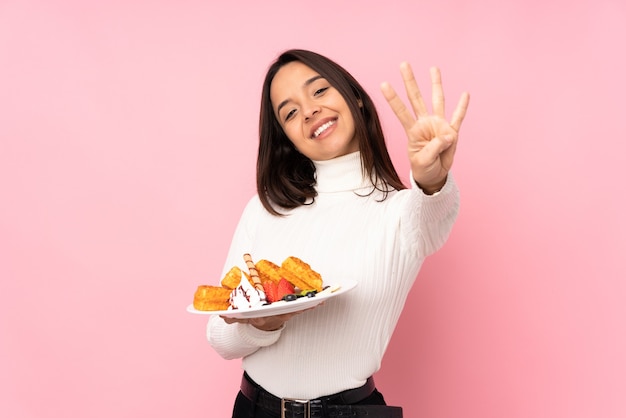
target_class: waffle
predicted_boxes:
[193,285,231,311]
[280,256,323,292]
[220,266,251,290]
[255,259,283,284]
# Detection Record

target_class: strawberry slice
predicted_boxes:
[277,278,295,300]
[262,281,279,303]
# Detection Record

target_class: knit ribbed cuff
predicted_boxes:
[237,322,284,347]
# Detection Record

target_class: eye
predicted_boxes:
[284,108,296,122]
[314,87,329,96]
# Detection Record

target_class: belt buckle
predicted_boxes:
[281,397,311,418]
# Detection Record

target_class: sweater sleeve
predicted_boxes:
[206,316,284,360]
[403,172,460,257]
[205,196,285,359]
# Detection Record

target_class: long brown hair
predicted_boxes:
[257,49,405,215]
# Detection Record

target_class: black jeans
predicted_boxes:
[232,388,388,418]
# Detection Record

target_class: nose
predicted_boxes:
[302,102,320,121]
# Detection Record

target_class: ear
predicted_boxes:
[357,99,363,108]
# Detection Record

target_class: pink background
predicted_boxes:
[2,0,625,417]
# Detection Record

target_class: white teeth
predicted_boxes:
[313,120,335,138]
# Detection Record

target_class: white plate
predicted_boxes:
[186,280,357,319]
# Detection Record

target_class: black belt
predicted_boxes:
[240,372,403,418]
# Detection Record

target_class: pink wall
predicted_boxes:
[2,1,625,417]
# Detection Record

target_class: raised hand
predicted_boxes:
[381,63,469,194]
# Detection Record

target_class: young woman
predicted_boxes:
[206,49,470,418]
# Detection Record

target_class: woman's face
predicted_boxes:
[270,61,360,161]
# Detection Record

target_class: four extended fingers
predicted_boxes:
[382,63,469,133]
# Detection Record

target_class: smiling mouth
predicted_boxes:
[312,119,336,139]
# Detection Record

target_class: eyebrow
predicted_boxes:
[276,75,325,115]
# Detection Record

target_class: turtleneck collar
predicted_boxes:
[312,151,373,193]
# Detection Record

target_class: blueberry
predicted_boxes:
[282,294,298,302]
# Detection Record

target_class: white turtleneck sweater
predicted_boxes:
[207,151,459,400]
